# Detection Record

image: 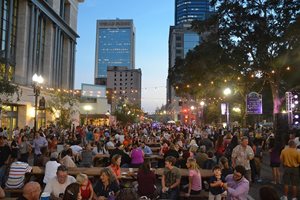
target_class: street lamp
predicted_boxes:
[32,73,44,133]
[223,87,232,129]
[83,105,93,125]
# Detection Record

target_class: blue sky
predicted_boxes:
[75,0,174,113]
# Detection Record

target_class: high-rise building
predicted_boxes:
[94,19,135,86]
[175,0,210,26]
[167,0,211,122]
[0,0,83,130]
[107,66,142,111]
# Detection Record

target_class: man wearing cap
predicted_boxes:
[43,152,61,184]
[44,165,76,200]
[0,135,11,187]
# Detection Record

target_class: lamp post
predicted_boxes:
[83,105,92,125]
[223,88,232,129]
[32,73,44,133]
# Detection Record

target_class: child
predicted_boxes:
[208,165,226,200]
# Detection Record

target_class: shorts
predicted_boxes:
[282,167,300,186]
[270,162,280,168]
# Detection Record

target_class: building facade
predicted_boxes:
[107,66,141,112]
[94,19,135,86]
[0,0,83,132]
[167,0,211,122]
[175,0,210,26]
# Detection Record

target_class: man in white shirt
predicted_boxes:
[43,152,61,184]
[44,165,76,199]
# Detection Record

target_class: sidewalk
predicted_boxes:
[248,151,300,200]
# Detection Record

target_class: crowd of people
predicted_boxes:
[0,123,299,200]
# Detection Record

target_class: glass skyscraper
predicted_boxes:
[95,19,135,85]
[175,0,210,26]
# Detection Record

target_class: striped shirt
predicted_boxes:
[5,161,32,189]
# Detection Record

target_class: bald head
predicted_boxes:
[23,182,41,200]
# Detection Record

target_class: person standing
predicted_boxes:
[280,140,300,200]
[223,165,250,200]
[32,132,48,165]
[231,136,254,182]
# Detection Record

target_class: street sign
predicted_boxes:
[246,92,262,114]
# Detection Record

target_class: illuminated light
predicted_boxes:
[295,115,299,119]
[295,100,299,105]
[187,85,190,88]
[237,77,241,80]
[291,104,295,108]
[211,81,214,84]
[190,106,195,110]
[282,110,287,113]
[200,101,205,106]
[198,83,201,86]
[294,95,298,99]
[286,67,290,70]
[251,74,254,78]
[271,70,275,73]
[295,121,299,125]
[27,107,35,118]
[185,115,188,119]
[224,79,227,82]
[223,88,232,96]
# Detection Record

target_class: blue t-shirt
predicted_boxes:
[208,175,226,195]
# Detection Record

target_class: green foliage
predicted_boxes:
[0,79,20,104]
[46,91,79,128]
[113,102,143,125]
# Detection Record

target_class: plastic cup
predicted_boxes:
[40,192,50,200]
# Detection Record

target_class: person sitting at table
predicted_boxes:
[43,152,61,184]
[139,142,152,155]
[161,156,181,200]
[110,143,131,167]
[159,142,169,156]
[137,159,157,199]
[164,144,180,161]
[44,165,76,200]
[76,173,94,200]
[110,154,122,180]
[130,142,144,168]
[5,156,32,189]
[93,168,120,200]
[80,143,96,167]
[184,158,202,197]
[63,182,81,200]
[60,148,76,168]
[17,181,41,200]
[115,188,139,200]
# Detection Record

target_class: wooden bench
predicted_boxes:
[4,188,23,198]
[179,191,209,200]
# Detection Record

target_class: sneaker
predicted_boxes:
[280,196,288,200]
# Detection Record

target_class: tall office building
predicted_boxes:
[94,19,135,85]
[167,0,211,121]
[0,0,83,130]
[175,0,210,26]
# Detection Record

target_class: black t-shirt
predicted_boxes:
[0,145,11,167]
[93,180,120,197]
[209,175,226,195]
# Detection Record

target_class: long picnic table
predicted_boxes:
[31,166,213,178]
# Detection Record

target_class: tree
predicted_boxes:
[210,0,300,114]
[46,91,79,128]
[0,79,20,117]
[113,102,143,125]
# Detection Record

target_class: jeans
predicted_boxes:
[161,187,179,200]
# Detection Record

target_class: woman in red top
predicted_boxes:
[110,154,122,181]
[76,173,94,200]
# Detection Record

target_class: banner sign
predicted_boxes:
[221,103,227,115]
[246,92,262,114]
